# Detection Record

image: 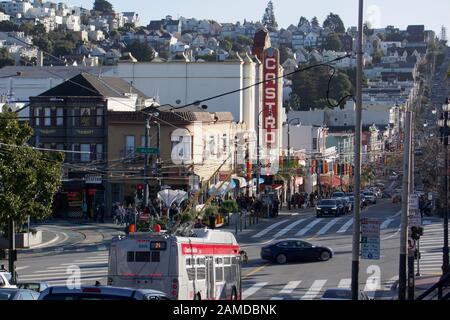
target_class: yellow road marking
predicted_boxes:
[242,264,269,279]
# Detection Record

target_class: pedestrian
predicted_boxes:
[209,213,216,229]
[93,204,99,222]
[82,201,88,220]
[0,264,7,272]
[169,203,179,219]
[99,203,105,223]
[194,218,204,229]
[273,197,280,217]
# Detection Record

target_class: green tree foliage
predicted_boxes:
[262,0,278,31]
[279,45,291,64]
[126,41,155,62]
[0,48,15,68]
[298,16,310,28]
[53,40,75,57]
[219,39,232,52]
[311,17,320,28]
[0,113,64,232]
[291,65,353,110]
[93,0,113,13]
[0,21,19,32]
[32,36,53,54]
[323,13,345,34]
[236,35,253,47]
[324,33,343,51]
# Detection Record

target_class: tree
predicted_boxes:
[219,39,232,52]
[279,45,291,64]
[262,0,278,31]
[298,16,310,28]
[93,0,113,13]
[0,48,15,68]
[323,13,345,34]
[53,40,75,57]
[0,112,64,233]
[33,36,53,54]
[126,41,155,62]
[0,21,19,32]
[236,35,253,47]
[291,64,354,110]
[311,17,320,28]
[324,33,343,51]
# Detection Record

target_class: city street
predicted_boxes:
[6,200,448,300]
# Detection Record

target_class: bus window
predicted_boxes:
[224,266,232,282]
[196,258,206,280]
[223,257,231,265]
[186,258,195,281]
[197,257,205,265]
[135,252,150,262]
[151,251,160,262]
[215,258,224,282]
[127,252,135,262]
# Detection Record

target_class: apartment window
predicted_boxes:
[56,108,63,126]
[34,108,40,126]
[222,134,227,153]
[125,136,135,156]
[44,108,51,126]
[141,135,146,147]
[96,108,103,126]
[312,138,318,151]
[80,108,91,127]
[56,144,64,151]
[80,144,91,162]
[96,144,103,161]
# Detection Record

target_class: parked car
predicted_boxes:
[0,288,39,300]
[331,192,346,199]
[340,197,353,213]
[392,193,402,203]
[348,196,363,209]
[260,239,334,264]
[316,199,344,217]
[17,282,49,293]
[363,192,377,204]
[321,288,370,300]
[38,286,171,300]
[0,272,16,289]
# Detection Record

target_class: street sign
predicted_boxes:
[136,147,160,155]
[409,194,419,210]
[361,218,381,260]
[408,211,422,228]
[85,175,102,184]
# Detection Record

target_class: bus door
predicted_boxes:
[206,256,215,300]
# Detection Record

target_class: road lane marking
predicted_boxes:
[279,281,302,294]
[337,219,353,233]
[338,278,351,288]
[295,219,323,237]
[60,261,108,266]
[15,266,29,271]
[300,280,327,300]
[242,264,269,279]
[242,282,268,300]
[381,218,394,230]
[316,218,340,235]
[251,220,292,238]
[273,219,307,239]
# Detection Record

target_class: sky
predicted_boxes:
[68,0,449,36]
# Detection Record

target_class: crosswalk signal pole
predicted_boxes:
[351,0,364,301]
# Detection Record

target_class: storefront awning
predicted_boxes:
[232,175,247,188]
[209,180,237,196]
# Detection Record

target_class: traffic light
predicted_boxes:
[411,226,424,240]
[136,184,144,200]
[156,161,162,176]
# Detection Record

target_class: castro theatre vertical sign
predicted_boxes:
[262,47,280,176]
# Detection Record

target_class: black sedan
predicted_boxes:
[316,199,343,217]
[260,239,334,264]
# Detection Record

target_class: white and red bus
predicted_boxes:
[107,229,242,300]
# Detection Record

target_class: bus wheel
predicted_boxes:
[231,288,238,300]
[194,292,202,300]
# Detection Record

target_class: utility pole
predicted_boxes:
[156,121,162,192]
[8,219,16,284]
[287,123,291,210]
[351,0,364,301]
[399,110,412,300]
[144,118,150,208]
[408,108,415,300]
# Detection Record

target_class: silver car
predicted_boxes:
[38,285,171,300]
[363,192,377,204]
[321,288,370,300]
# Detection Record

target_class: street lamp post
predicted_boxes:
[438,98,450,277]
[284,118,301,210]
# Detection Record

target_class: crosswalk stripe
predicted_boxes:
[21,269,108,279]
[252,220,291,238]
[300,280,327,300]
[317,218,340,235]
[242,282,268,300]
[273,219,307,239]
[383,276,398,291]
[279,281,302,294]
[60,261,108,266]
[295,219,323,237]
[31,267,107,275]
[381,219,394,230]
[337,219,353,234]
[15,266,29,271]
[338,278,351,288]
